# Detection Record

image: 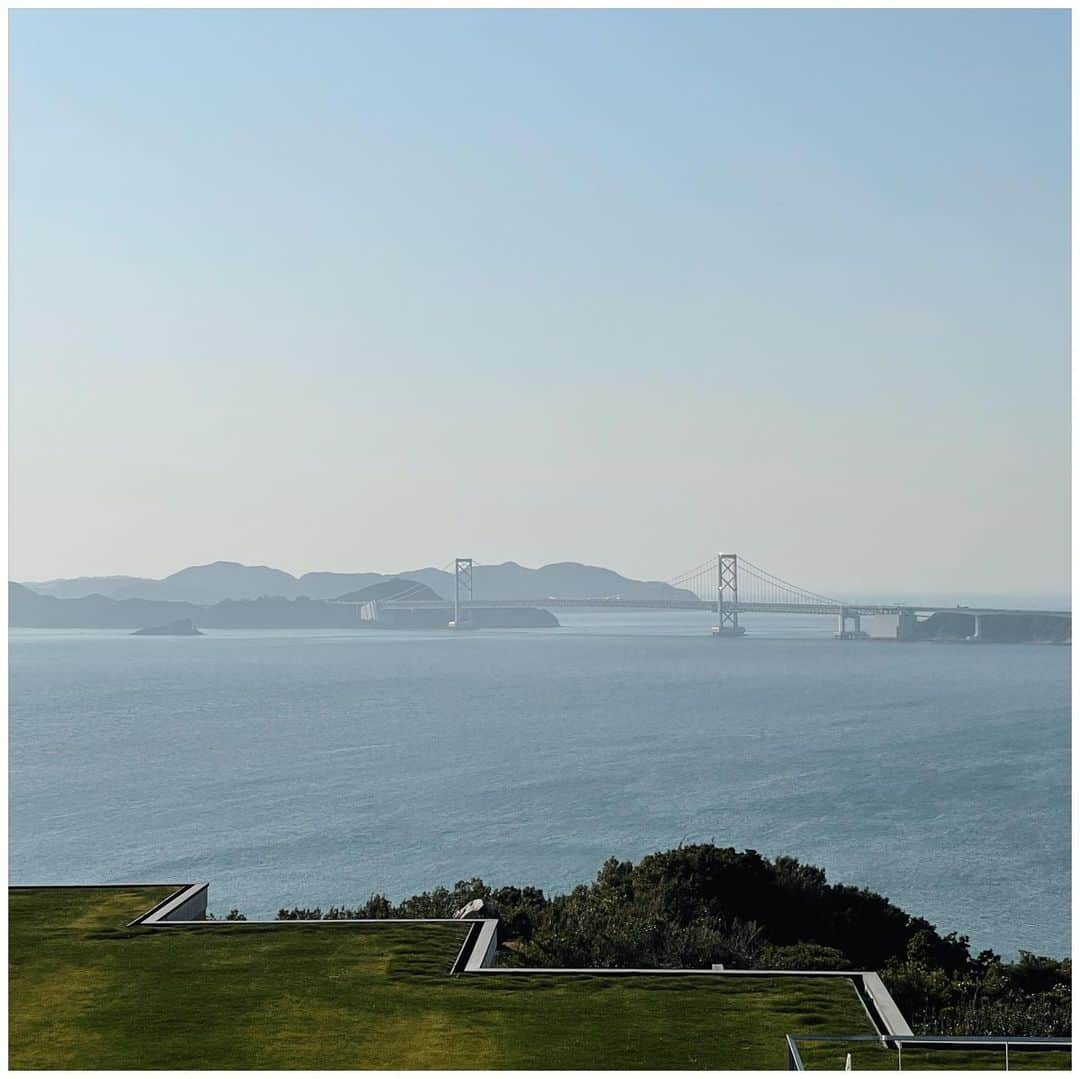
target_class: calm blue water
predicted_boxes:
[9,614,1070,957]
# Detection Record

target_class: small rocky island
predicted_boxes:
[132,618,203,636]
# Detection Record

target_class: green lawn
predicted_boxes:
[10,886,876,1070]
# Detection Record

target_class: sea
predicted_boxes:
[9,611,1071,958]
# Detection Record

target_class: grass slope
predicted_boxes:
[11,887,877,1069]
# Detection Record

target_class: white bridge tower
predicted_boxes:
[712,553,746,637]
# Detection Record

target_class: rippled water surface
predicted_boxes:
[9,613,1070,956]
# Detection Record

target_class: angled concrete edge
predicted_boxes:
[130,882,209,925]
[860,972,914,1037]
[462,919,499,970]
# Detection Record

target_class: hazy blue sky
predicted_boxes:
[10,10,1069,595]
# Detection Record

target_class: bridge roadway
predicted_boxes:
[362,598,1070,618]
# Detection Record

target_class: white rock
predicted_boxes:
[452,898,488,919]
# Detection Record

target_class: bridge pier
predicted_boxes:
[835,608,866,640]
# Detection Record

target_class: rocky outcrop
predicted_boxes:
[452,897,500,920]
[133,618,202,636]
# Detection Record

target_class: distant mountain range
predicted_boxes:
[19,560,694,605]
[20,563,383,604]
[10,560,695,629]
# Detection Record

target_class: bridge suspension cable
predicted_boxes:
[667,558,719,600]
[667,554,841,607]
[737,557,841,607]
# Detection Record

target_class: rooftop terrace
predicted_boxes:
[10,884,879,1069]
[9,885,1071,1070]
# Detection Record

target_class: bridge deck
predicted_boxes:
[333,599,1069,618]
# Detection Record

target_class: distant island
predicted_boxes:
[20,559,693,606]
[132,618,203,637]
[8,559,692,630]
[11,576,563,631]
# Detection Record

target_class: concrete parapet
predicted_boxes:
[862,972,914,1036]
[463,920,500,970]
[132,883,209,924]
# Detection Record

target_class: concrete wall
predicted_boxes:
[463,920,500,970]
[865,614,917,639]
[863,612,918,640]
[862,972,914,1036]
[140,883,209,923]
[864,614,900,639]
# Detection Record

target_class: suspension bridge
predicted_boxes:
[337,555,1070,640]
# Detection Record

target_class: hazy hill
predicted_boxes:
[22,563,414,603]
[9,580,548,630]
[20,560,697,606]
[10,583,205,629]
[21,575,157,600]
[25,562,297,604]
[296,571,385,598]
[396,562,693,602]
[9,583,367,630]
[478,561,690,601]
[138,562,298,603]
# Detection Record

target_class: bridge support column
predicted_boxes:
[449,558,473,630]
[835,608,865,640]
[712,553,746,637]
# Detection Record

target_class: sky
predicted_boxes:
[9,10,1070,596]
